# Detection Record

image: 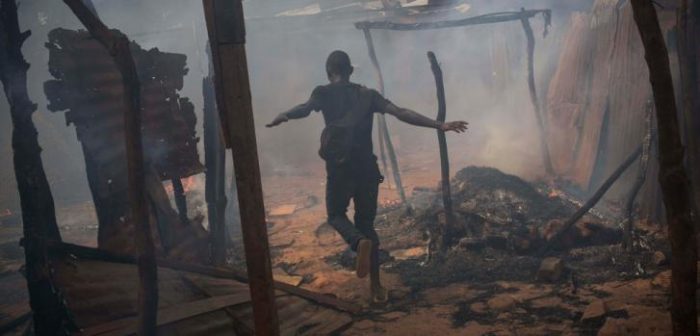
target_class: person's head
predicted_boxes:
[326,50,353,82]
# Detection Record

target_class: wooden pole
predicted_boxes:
[630,1,698,334]
[520,10,555,176]
[171,178,189,225]
[539,144,643,255]
[0,0,69,334]
[203,66,228,266]
[677,0,700,222]
[623,100,654,250]
[62,1,159,334]
[361,27,411,213]
[427,51,455,251]
[202,0,280,334]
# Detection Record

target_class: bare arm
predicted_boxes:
[266,93,320,128]
[383,103,468,133]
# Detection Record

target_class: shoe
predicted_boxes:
[355,239,372,278]
[371,285,388,304]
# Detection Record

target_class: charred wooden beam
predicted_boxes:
[520,10,555,176]
[354,9,551,31]
[202,0,280,334]
[427,51,456,252]
[631,1,698,334]
[0,0,72,334]
[361,27,412,214]
[539,144,643,255]
[62,0,159,334]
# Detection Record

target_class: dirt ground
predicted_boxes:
[0,150,684,335]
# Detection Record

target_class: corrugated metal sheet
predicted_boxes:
[49,255,353,335]
[44,28,203,201]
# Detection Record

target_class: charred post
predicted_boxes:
[623,101,654,250]
[203,0,280,334]
[62,0,159,334]
[171,178,189,226]
[677,0,700,219]
[427,51,455,251]
[631,0,698,334]
[520,10,555,176]
[361,27,412,213]
[0,0,70,333]
[203,66,228,266]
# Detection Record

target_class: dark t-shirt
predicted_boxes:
[307,82,391,164]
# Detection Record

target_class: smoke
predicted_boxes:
[0,0,588,215]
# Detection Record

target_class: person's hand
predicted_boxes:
[266,114,289,128]
[440,121,468,133]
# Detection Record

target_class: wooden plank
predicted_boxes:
[50,242,363,314]
[203,0,279,334]
[82,293,252,336]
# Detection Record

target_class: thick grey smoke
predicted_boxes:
[0,0,590,218]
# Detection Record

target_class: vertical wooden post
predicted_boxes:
[361,27,411,213]
[0,0,69,334]
[630,1,697,334]
[203,0,280,334]
[171,178,189,225]
[677,0,700,218]
[62,0,159,334]
[427,51,456,251]
[520,12,555,176]
[203,64,228,266]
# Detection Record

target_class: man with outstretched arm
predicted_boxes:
[267,50,467,303]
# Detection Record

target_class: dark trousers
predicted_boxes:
[326,160,382,251]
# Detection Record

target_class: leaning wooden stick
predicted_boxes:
[62,0,159,334]
[427,51,455,251]
[538,144,643,255]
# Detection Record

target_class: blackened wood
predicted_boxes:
[361,27,412,213]
[181,276,253,336]
[62,0,159,334]
[171,178,189,226]
[0,1,70,334]
[520,12,554,176]
[203,0,280,334]
[630,1,698,334]
[203,70,228,266]
[623,101,654,250]
[539,144,643,255]
[677,0,700,220]
[50,241,364,314]
[355,9,551,31]
[427,51,455,251]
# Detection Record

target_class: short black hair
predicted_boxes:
[326,50,353,78]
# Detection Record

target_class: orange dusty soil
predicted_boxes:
[0,150,681,335]
[257,153,677,336]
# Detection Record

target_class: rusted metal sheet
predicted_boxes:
[44,28,203,198]
[49,255,353,336]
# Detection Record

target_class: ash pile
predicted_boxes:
[357,166,666,289]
